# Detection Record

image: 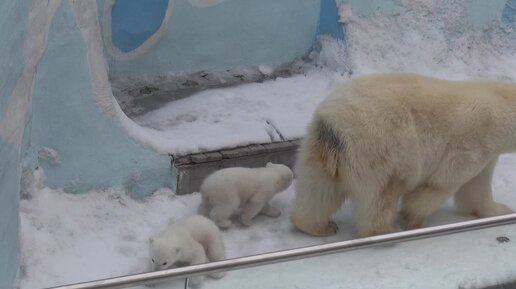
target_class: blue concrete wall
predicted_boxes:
[0,0,31,287]
[102,0,322,78]
[317,0,345,40]
[25,1,175,198]
[111,0,169,52]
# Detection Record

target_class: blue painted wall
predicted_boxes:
[26,1,175,198]
[111,0,169,52]
[317,0,345,40]
[503,0,516,26]
[20,0,347,201]
[0,0,31,287]
[103,0,322,78]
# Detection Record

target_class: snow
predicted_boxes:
[18,155,516,289]
[132,70,345,155]
[18,0,516,288]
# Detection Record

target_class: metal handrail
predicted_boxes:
[45,213,516,289]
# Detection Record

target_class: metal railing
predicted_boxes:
[45,213,516,289]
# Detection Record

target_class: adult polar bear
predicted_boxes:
[291,73,514,237]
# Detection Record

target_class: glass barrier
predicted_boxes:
[50,215,516,289]
[153,225,516,289]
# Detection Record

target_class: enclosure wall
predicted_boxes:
[0,0,32,287]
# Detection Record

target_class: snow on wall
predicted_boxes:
[338,0,516,80]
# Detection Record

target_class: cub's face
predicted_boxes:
[149,237,182,271]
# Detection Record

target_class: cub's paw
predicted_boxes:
[262,206,281,218]
[241,218,253,227]
[188,276,204,288]
[210,272,226,279]
[215,219,232,229]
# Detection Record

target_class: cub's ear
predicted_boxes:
[266,162,273,167]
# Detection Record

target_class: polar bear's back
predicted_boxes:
[168,215,223,250]
[172,215,220,237]
[200,167,273,199]
[305,72,512,193]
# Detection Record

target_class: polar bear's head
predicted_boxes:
[149,236,184,271]
[266,162,294,192]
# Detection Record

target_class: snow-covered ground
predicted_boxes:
[133,69,345,155]
[18,154,516,289]
[18,0,516,288]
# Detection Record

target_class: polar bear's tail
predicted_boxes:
[308,117,345,178]
[290,116,345,236]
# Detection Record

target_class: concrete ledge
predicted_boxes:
[172,139,301,195]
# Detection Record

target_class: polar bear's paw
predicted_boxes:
[476,202,514,218]
[358,224,401,238]
[308,221,338,236]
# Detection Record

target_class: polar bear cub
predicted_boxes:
[291,73,514,238]
[199,162,293,228]
[149,215,226,288]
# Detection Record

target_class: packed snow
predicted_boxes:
[18,155,516,289]
[132,70,345,155]
[19,0,516,288]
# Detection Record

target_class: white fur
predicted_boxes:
[149,215,226,288]
[199,162,293,228]
[291,73,515,237]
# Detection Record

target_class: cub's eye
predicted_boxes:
[162,262,168,266]
[151,258,154,263]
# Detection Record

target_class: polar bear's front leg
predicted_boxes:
[352,182,401,237]
[260,203,281,217]
[454,158,514,217]
[241,198,267,226]
[400,184,454,230]
[209,195,239,229]
[187,244,209,288]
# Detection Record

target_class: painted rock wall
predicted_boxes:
[0,0,38,287]
[101,0,322,79]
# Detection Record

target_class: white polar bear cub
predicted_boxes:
[199,162,293,228]
[149,215,226,288]
[291,72,515,238]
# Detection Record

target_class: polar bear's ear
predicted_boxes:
[266,162,273,167]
